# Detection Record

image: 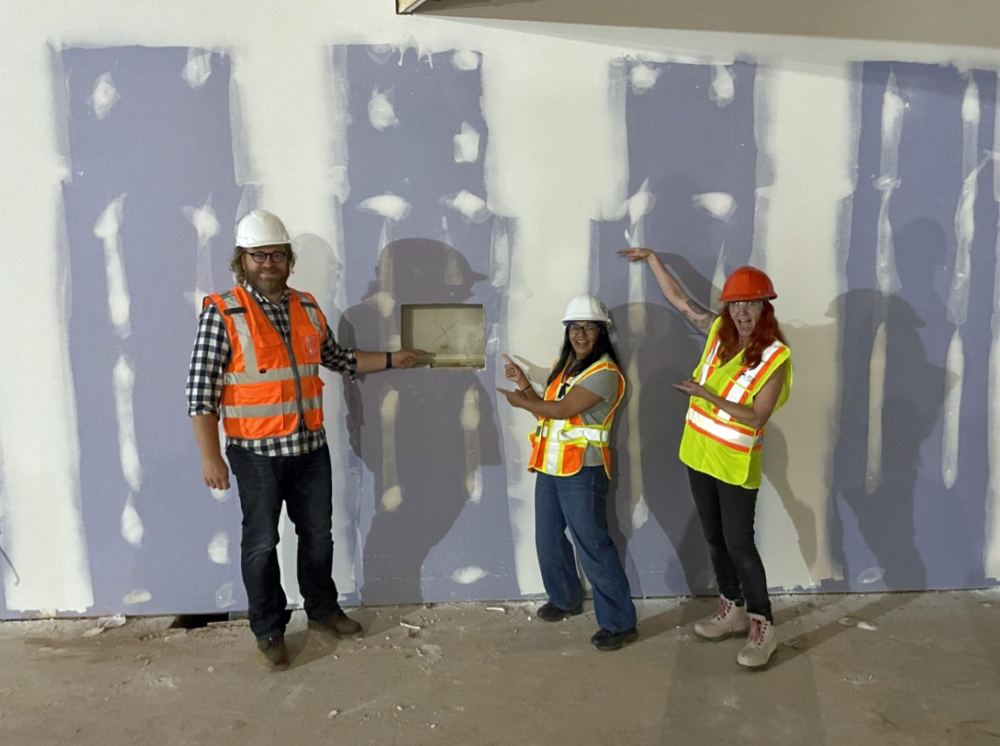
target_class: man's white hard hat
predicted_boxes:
[235,209,290,249]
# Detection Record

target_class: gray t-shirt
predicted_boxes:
[571,368,620,467]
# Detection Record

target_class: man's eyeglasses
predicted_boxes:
[567,323,601,336]
[245,250,289,264]
[728,300,764,310]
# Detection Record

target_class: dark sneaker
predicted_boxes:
[255,635,289,670]
[536,602,584,622]
[590,627,638,651]
[309,610,363,637]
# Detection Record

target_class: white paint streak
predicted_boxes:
[710,242,728,314]
[942,77,980,490]
[93,194,131,337]
[866,318,887,494]
[441,190,491,223]
[942,329,964,489]
[123,589,151,605]
[89,72,120,119]
[858,566,885,584]
[461,387,483,503]
[358,193,411,222]
[0,39,94,612]
[863,72,906,497]
[710,64,735,106]
[987,92,1000,580]
[207,531,230,564]
[752,66,852,587]
[451,566,486,584]
[489,218,510,289]
[451,50,481,72]
[623,179,653,527]
[182,200,219,315]
[380,386,401,513]
[483,44,627,594]
[215,582,236,609]
[875,72,903,296]
[368,88,399,131]
[629,62,659,95]
[948,76,979,327]
[453,121,481,163]
[113,353,142,492]
[693,192,736,221]
[120,492,144,547]
[182,49,212,88]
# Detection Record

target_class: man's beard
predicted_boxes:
[247,269,288,296]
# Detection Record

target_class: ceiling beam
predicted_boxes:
[397,0,432,13]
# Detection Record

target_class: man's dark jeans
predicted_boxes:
[226,444,342,639]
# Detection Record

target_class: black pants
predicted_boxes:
[688,466,772,620]
[227,444,342,639]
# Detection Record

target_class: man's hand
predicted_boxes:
[202,454,230,490]
[392,349,426,369]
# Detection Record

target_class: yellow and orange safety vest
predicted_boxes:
[527,356,625,478]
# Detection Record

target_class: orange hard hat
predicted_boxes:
[718,266,777,302]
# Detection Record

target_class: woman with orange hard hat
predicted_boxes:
[618,249,792,668]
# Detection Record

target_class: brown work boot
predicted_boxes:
[309,610,363,638]
[255,635,289,671]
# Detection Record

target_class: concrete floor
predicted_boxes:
[0,591,998,745]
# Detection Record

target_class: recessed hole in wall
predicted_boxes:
[401,303,485,368]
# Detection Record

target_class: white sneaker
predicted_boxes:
[693,596,750,640]
[737,613,776,668]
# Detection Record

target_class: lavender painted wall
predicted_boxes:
[596,60,759,597]
[4,44,998,619]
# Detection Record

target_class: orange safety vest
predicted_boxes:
[527,356,625,478]
[205,285,327,440]
[679,317,792,488]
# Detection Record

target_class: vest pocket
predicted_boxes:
[301,334,321,363]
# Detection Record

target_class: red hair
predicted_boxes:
[717,301,787,368]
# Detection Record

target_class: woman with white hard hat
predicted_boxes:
[498,294,637,651]
[619,249,792,668]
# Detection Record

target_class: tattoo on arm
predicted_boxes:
[682,298,715,334]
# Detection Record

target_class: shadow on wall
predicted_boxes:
[420,0,1000,47]
[606,253,718,596]
[339,239,503,604]
[828,219,949,592]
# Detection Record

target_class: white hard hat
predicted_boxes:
[561,294,612,328]
[235,209,290,248]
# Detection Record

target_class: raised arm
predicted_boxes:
[618,248,716,335]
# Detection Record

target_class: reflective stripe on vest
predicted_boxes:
[208,286,327,439]
[712,340,787,422]
[527,357,625,478]
[685,404,762,453]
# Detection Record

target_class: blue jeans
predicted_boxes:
[226,444,342,639]
[687,466,772,619]
[535,467,637,633]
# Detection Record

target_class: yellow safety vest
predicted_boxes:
[527,356,625,478]
[679,317,792,488]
